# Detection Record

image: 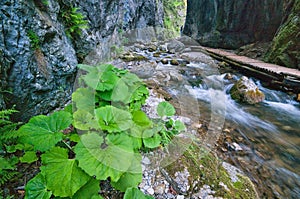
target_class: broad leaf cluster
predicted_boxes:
[1,64,186,199]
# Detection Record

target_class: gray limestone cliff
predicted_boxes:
[0,0,164,121]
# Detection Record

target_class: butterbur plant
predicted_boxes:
[1,64,186,198]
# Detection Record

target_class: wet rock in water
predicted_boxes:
[120,52,148,62]
[230,76,265,104]
[224,73,233,80]
[167,40,185,53]
[159,44,168,52]
[153,52,161,57]
[297,93,300,102]
[171,59,179,65]
[161,58,168,64]
[148,44,158,52]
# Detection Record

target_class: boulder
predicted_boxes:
[170,59,179,65]
[161,144,259,198]
[230,76,265,104]
[167,40,185,53]
[119,52,148,62]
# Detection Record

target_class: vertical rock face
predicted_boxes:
[0,0,164,121]
[183,0,284,49]
[0,0,78,120]
[264,0,300,69]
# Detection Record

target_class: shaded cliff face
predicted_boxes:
[183,0,284,49]
[264,0,300,69]
[0,0,163,121]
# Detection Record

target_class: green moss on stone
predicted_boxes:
[264,0,300,68]
[163,0,186,37]
[163,144,259,198]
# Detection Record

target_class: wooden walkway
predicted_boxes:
[189,46,300,91]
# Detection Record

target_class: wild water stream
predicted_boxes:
[183,67,300,198]
[117,44,300,198]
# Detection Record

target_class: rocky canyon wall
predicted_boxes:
[264,0,300,69]
[183,0,284,49]
[0,0,164,121]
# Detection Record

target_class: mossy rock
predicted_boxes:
[161,144,259,198]
[153,52,161,57]
[230,76,265,104]
[170,59,179,65]
[120,52,148,62]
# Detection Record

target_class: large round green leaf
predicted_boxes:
[95,106,133,133]
[96,70,119,91]
[73,178,103,199]
[72,88,95,113]
[25,173,52,199]
[111,154,142,192]
[18,111,72,152]
[156,101,176,117]
[73,110,99,131]
[41,147,91,197]
[75,133,135,182]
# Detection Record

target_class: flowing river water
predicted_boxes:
[184,69,300,198]
[110,42,300,198]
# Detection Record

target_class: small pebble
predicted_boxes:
[147,187,155,195]
[142,157,151,165]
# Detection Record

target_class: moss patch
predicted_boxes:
[163,0,186,37]
[264,0,300,68]
[162,144,258,198]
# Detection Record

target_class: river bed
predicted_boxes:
[113,41,300,198]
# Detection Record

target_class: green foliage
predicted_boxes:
[2,64,186,198]
[124,188,154,199]
[19,151,38,163]
[27,30,40,50]
[17,111,72,152]
[60,7,88,37]
[0,109,20,187]
[0,109,19,148]
[95,106,133,133]
[42,0,49,6]
[162,0,186,37]
[157,101,176,117]
[40,147,91,197]
[25,173,52,199]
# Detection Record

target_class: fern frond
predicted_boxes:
[0,170,18,186]
[0,109,19,147]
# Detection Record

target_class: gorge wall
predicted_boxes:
[264,0,300,69]
[183,0,299,69]
[183,0,284,49]
[0,0,165,121]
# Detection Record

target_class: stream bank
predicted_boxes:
[104,37,300,198]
